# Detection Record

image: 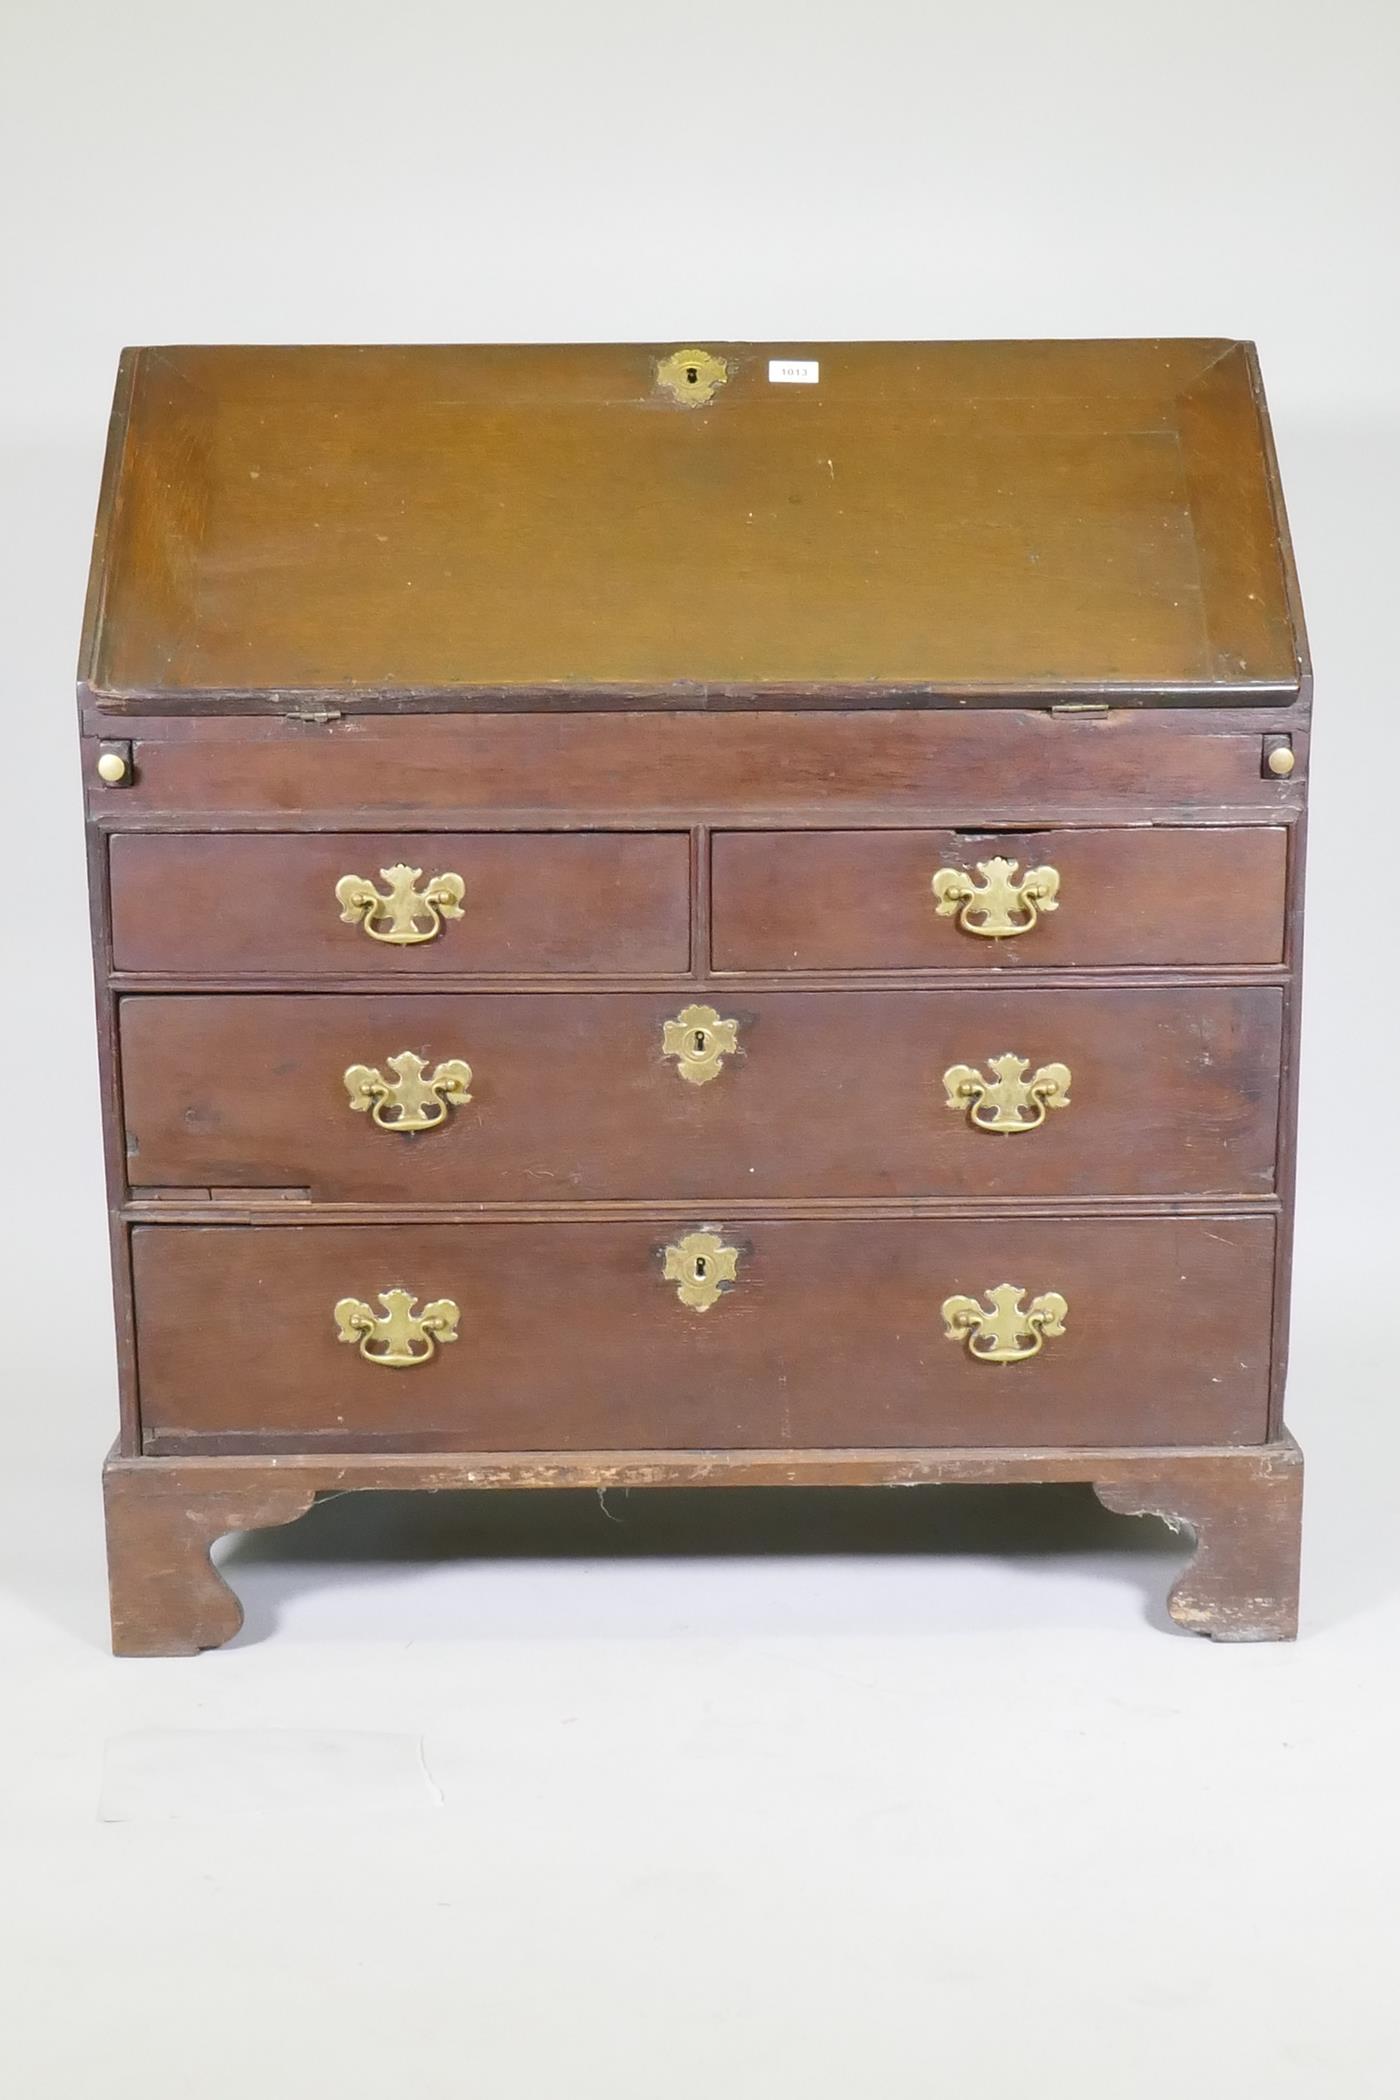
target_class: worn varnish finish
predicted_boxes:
[712,828,1288,970]
[110,831,692,975]
[81,339,1309,1651]
[130,1216,1275,1450]
[120,987,1283,1201]
[84,341,1298,700]
[102,1440,1304,1654]
[88,709,1298,821]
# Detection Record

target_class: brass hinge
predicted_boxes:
[1048,702,1110,718]
[285,706,343,725]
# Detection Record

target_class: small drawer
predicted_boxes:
[121,986,1282,1203]
[133,1216,1274,1450]
[711,827,1286,971]
[109,831,690,977]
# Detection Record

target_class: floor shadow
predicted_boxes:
[220,1482,1185,1643]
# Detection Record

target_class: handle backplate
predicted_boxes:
[333,1289,460,1366]
[344,1051,474,1133]
[931,856,1060,938]
[336,864,466,945]
[941,1283,1068,1363]
[943,1054,1071,1133]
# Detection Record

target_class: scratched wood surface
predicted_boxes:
[82,340,1301,705]
[712,827,1287,970]
[119,986,1283,1202]
[129,1216,1276,1450]
[109,830,691,975]
[103,1439,1304,1653]
[79,338,1310,1647]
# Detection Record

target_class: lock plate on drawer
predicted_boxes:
[662,1004,739,1085]
[662,1230,740,1310]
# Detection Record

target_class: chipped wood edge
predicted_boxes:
[1093,1434,1303,1641]
[103,1454,317,1655]
[103,1437,1304,1652]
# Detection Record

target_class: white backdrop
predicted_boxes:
[3,3,1398,2094]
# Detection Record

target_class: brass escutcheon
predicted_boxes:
[943,1054,1072,1133]
[655,347,730,407]
[931,856,1060,938]
[333,1289,461,1367]
[344,1051,474,1134]
[335,864,466,945]
[662,1004,739,1086]
[941,1284,1068,1364]
[662,1230,740,1311]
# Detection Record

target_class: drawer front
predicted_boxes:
[133,1217,1274,1449]
[109,832,690,976]
[97,710,1301,821]
[122,987,1281,1201]
[712,828,1286,970]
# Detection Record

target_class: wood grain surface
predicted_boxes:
[713,826,1287,970]
[103,1439,1303,1651]
[81,339,1309,1647]
[83,341,1299,701]
[131,1216,1275,1450]
[119,986,1283,1201]
[109,831,690,975]
[92,709,1302,822]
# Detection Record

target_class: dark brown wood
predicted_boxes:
[79,339,1310,1648]
[109,831,691,975]
[130,1216,1275,1450]
[713,827,1287,970]
[88,708,1304,824]
[119,986,1283,1202]
[102,1437,1303,1653]
[81,342,1299,704]
[1268,810,1308,1435]
[1094,1436,1303,1640]
[103,1455,317,1655]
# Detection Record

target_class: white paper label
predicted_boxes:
[768,359,819,384]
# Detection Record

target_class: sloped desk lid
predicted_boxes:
[81,339,1305,709]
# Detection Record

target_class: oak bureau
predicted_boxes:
[80,340,1308,1652]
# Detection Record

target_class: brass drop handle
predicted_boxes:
[932,856,1060,937]
[662,1230,740,1310]
[943,1055,1071,1133]
[336,863,466,945]
[344,1052,474,1133]
[942,1285,1068,1363]
[334,1290,460,1367]
[662,1005,739,1085]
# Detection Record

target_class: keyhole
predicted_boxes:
[686,366,698,385]
[693,1028,708,1055]
[694,1256,708,1280]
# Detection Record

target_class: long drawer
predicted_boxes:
[120,987,1282,1201]
[109,831,691,976]
[93,710,1301,822]
[132,1217,1275,1450]
[712,827,1287,970]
